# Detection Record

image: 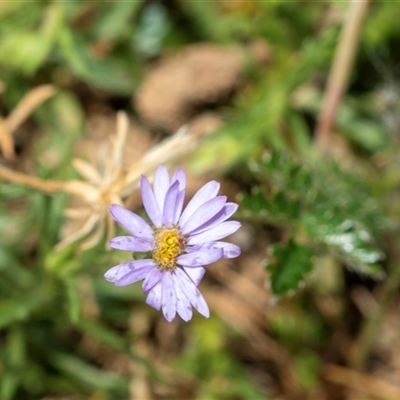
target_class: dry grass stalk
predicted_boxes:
[0,111,214,250]
[324,364,400,400]
[0,84,56,160]
[315,0,369,153]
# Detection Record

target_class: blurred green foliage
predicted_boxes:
[242,153,386,294]
[1,1,400,399]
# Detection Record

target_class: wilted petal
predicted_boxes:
[141,175,162,227]
[187,221,241,245]
[212,242,241,258]
[154,166,170,215]
[161,272,177,322]
[163,180,180,227]
[183,266,206,286]
[175,268,209,318]
[108,236,153,252]
[143,268,163,292]
[179,181,220,227]
[109,204,153,240]
[146,281,162,310]
[180,196,227,235]
[188,203,238,235]
[172,273,193,321]
[177,249,223,267]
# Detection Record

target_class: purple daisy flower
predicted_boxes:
[104,165,241,322]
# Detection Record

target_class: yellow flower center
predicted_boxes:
[153,227,186,270]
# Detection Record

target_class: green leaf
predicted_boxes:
[57,27,135,94]
[0,289,49,329]
[49,352,126,391]
[44,240,80,275]
[0,325,26,400]
[92,1,143,41]
[134,3,171,57]
[342,118,388,153]
[241,188,269,217]
[266,239,314,295]
[0,3,63,74]
[76,319,127,353]
[0,246,35,287]
[0,2,42,32]
[0,373,19,400]
[65,279,81,323]
[0,31,49,74]
[319,220,384,277]
[293,351,321,391]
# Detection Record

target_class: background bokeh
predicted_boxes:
[1,1,400,399]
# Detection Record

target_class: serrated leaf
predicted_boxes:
[320,220,384,277]
[246,153,385,279]
[241,189,269,216]
[266,239,313,295]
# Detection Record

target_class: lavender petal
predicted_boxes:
[116,264,156,287]
[179,180,220,227]
[104,262,133,283]
[177,249,223,267]
[108,236,153,252]
[175,268,210,318]
[146,281,162,310]
[104,259,154,283]
[173,189,185,225]
[211,242,241,258]
[153,166,170,216]
[188,203,238,235]
[189,242,241,258]
[180,196,227,235]
[141,175,162,227]
[142,268,163,293]
[171,168,186,224]
[183,266,206,286]
[172,273,193,321]
[171,168,186,190]
[187,221,241,245]
[162,180,180,228]
[109,204,153,240]
[161,272,177,322]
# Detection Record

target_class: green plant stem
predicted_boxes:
[315,0,370,152]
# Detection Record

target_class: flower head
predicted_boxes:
[104,165,241,322]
